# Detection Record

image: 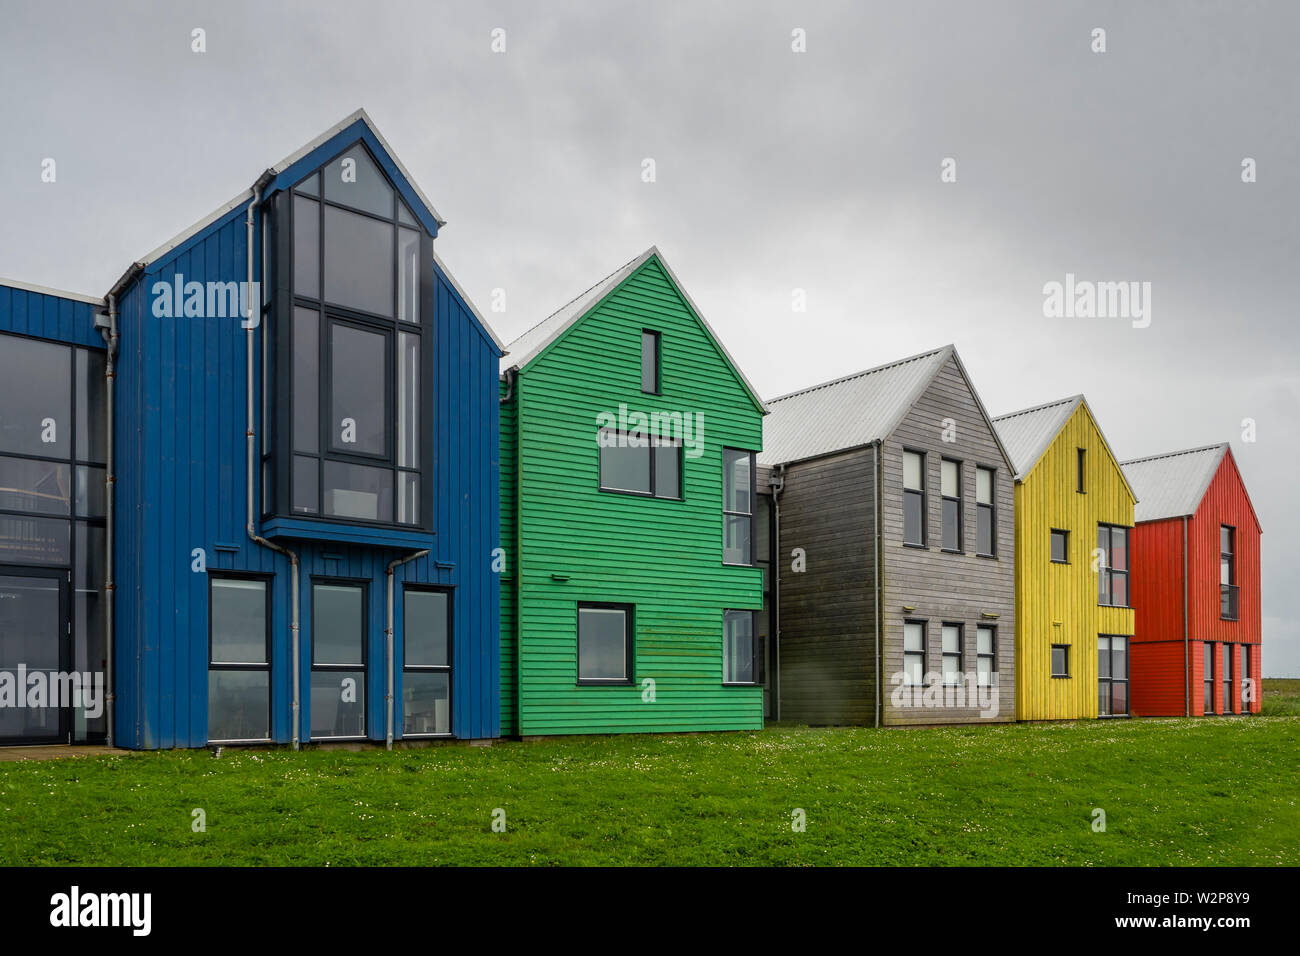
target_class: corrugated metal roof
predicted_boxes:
[991,395,1083,479]
[756,346,952,466]
[500,246,767,413]
[501,248,652,374]
[1121,443,1228,522]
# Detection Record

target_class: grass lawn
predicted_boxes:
[2,715,1297,867]
[1262,678,1300,716]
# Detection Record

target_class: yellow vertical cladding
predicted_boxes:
[1014,402,1136,720]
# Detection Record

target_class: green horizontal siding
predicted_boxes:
[510,257,764,735]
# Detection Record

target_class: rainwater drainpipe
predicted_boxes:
[768,464,785,721]
[386,550,430,749]
[95,286,120,747]
[873,440,882,729]
[1183,516,1190,716]
[242,172,302,748]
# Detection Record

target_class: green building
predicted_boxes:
[499,247,767,735]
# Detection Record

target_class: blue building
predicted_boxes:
[0,110,503,749]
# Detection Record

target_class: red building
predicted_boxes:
[1121,444,1262,716]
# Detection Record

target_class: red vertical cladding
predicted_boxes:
[1130,640,1188,716]
[1187,449,1262,647]
[1130,517,1185,644]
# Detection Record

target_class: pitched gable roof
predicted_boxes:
[114,108,445,287]
[1121,443,1229,522]
[499,246,766,413]
[991,395,1083,479]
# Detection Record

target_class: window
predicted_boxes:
[1050,529,1069,563]
[723,448,755,565]
[1223,643,1233,715]
[1098,635,1129,716]
[1051,644,1070,678]
[403,588,451,736]
[578,603,633,684]
[641,330,660,394]
[276,142,429,527]
[903,450,926,547]
[723,610,757,684]
[1241,646,1252,708]
[1076,447,1086,493]
[941,459,962,551]
[941,624,963,685]
[1203,643,1215,714]
[597,428,681,499]
[976,466,995,556]
[1220,526,1238,620]
[1097,524,1129,607]
[903,620,926,686]
[310,582,367,738]
[976,626,996,687]
[208,577,271,741]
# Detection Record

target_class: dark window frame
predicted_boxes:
[206,572,273,743]
[401,584,454,738]
[1223,642,1234,715]
[976,624,997,688]
[940,458,963,553]
[270,139,434,531]
[975,464,997,557]
[941,622,964,686]
[1097,523,1131,608]
[309,577,370,739]
[1050,528,1070,564]
[1076,447,1086,494]
[576,601,635,686]
[903,449,927,548]
[1051,643,1070,679]
[1097,634,1129,717]
[722,447,756,567]
[1203,642,1215,714]
[722,608,760,686]
[640,329,661,395]
[903,619,927,686]
[596,427,683,500]
[1220,525,1238,621]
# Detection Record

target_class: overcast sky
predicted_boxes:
[3,0,1296,675]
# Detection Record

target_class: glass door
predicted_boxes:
[0,567,70,744]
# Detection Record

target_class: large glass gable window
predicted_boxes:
[270,141,430,528]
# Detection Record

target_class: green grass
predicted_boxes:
[2,717,1297,866]
[1262,678,1300,716]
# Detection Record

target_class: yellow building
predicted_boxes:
[992,396,1137,720]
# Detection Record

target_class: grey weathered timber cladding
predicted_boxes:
[769,450,877,724]
[880,354,1016,725]
[762,348,1016,726]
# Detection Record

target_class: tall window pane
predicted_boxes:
[724,449,754,565]
[0,335,69,457]
[398,229,420,324]
[311,583,366,739]
[76,349,106,463]
[723,610,755,684]
[323,206,394,316]
[641,330,660,393]
[329,323,388,456]
[293,196,320,297]
[208,578,269,742]
[404,589,451,736]
[293,307,319,454]
[397,332,419,469]
[903,451,924,546]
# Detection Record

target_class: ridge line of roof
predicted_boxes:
[1120,442,1229,466]
[991,393,1084,422]
[765,344,952,405]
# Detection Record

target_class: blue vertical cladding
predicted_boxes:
[0,285,103,348]
[110,187,500,750]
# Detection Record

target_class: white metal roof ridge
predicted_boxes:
[0,277,104,306]
[432,248,506,351]
[765,345,951,405]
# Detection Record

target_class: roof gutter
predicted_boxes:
[95,294,120,747]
